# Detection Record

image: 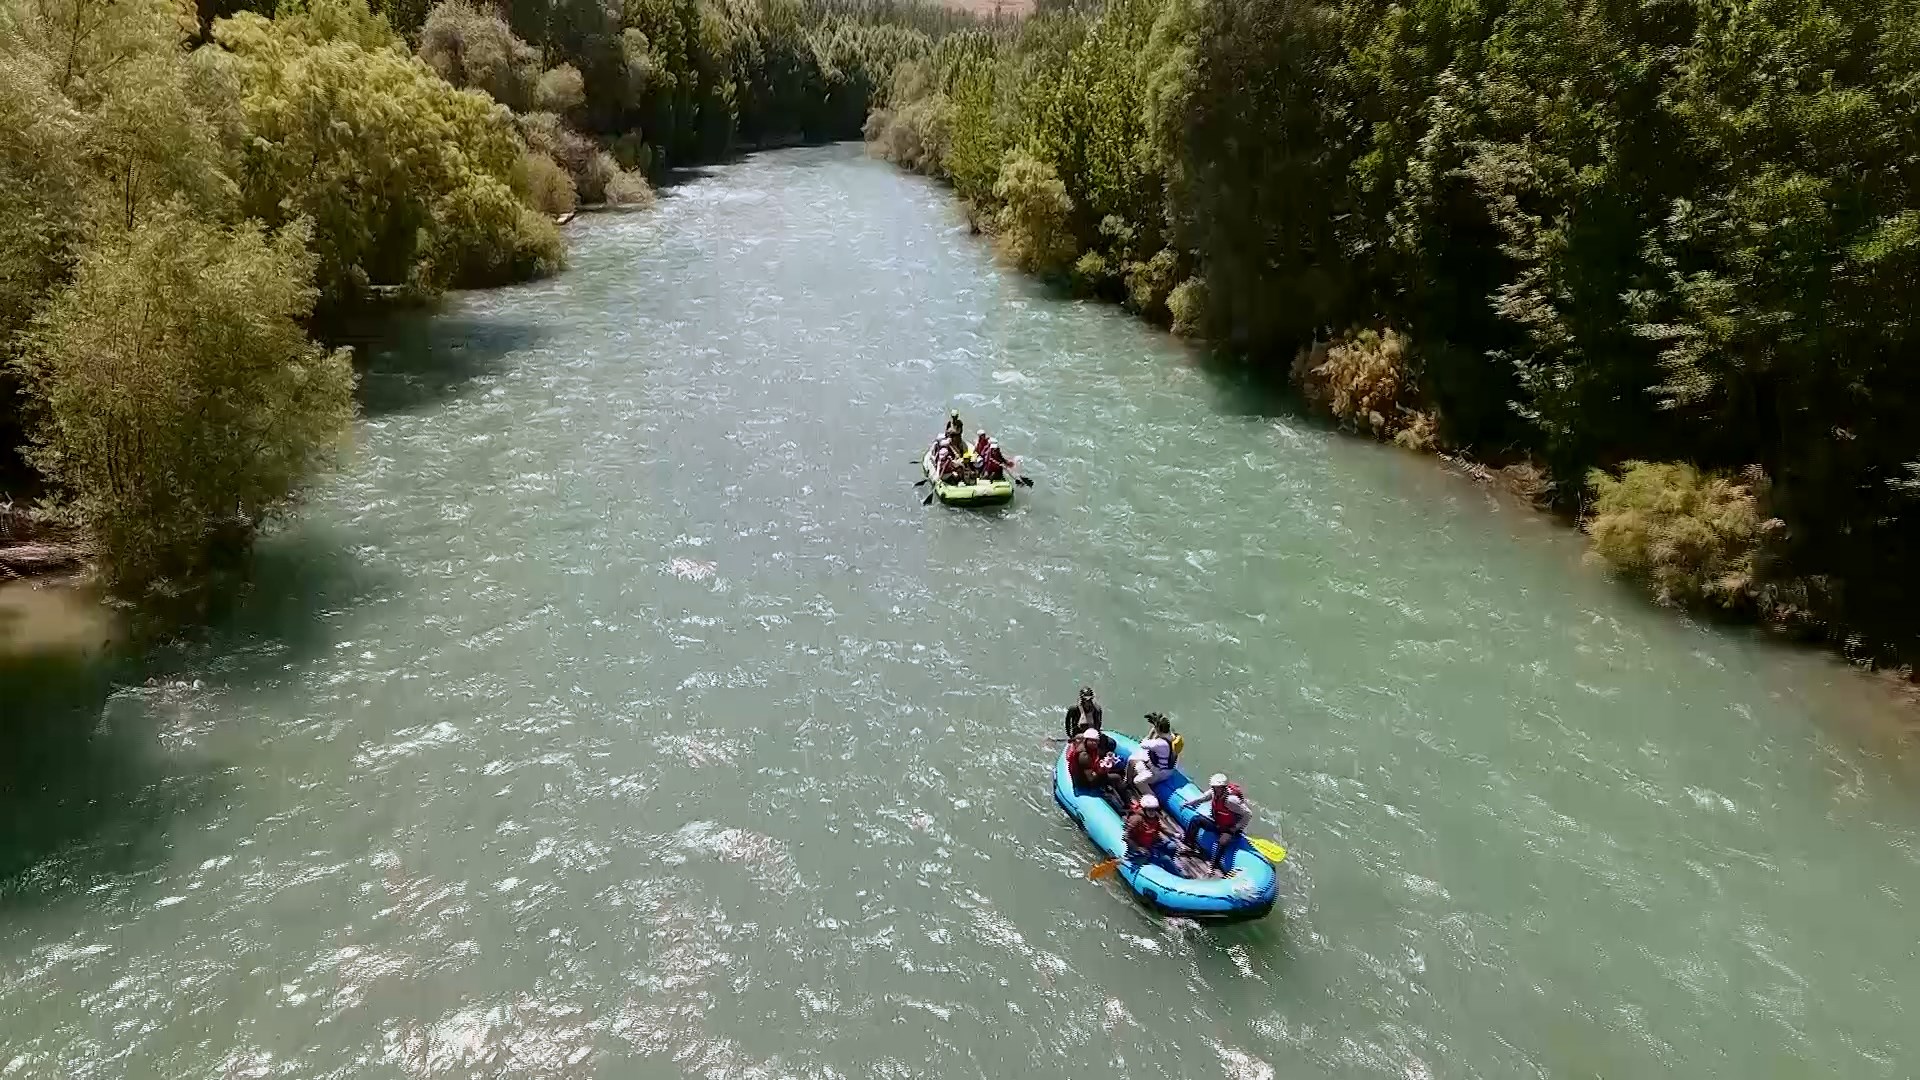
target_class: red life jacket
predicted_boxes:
[1125,810,1158,848]
[1210,784,1247,831]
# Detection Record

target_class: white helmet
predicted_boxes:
[1209,773,1228,788]
[1139,795,1160,810]
[1080,729,1103,741]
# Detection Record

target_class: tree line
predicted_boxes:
[1,0,964,613]
[865,0,1920,671]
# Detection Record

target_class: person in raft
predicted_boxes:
[945,410,964,442]
[1063,686,1104,739]
[1067,728,1121,792]
[940,429,976,482]
[980,439,1013,482]
[932,440,960,484]
[1125,794,1177,869]
[1182,773,1252,871]
[1144,712,1179,769]
[1129,713,1177,796]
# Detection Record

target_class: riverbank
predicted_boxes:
[860,0,1920,684]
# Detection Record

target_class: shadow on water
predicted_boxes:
[655,165,722,191]
[1187,346,1316,426]
[338,312,550,418]
[0,531,395,908]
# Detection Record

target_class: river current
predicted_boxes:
[4,145,1919,1078]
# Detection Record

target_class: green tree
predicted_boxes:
[212,0,559,304]
[16,211,355,594]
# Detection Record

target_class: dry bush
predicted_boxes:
[533,63,586,115]
[515,151,576,216]
[1585,461,1771,609]
[866,92,952,176]
[603,164,654,207]
[1293,327,1437,449]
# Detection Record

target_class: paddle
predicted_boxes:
[1249,836,1288,864]
[1088,857,1121,880]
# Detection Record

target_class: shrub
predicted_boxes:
[866,92,952,176]
[610,132,652,173]
[991,149,1076,276]
[427,178,565,287]
[533,63,586,115]
[1072,249,1112,289]
[16,213,355,595]
[1293,328,1437,448]
[572,150,615,204]
[1165,275,1205,336]
[516,152,576,216]
[1124,248,1180,318]
[1585,462,1766,609]
[603,165,655,207]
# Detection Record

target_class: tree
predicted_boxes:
[211,0,559,305]
[15,211,355,594]
[419,0,541,109]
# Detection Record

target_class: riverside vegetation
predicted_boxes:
[863,0,1920,674]
[0,0,965,613]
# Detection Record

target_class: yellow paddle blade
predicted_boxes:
[1087,858,1121,880]
[1249,837,1288,864]
[1169,733,1185,757]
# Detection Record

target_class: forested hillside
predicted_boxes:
[866,0,1920,671]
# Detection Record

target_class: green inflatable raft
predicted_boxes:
[921,449,1015,506]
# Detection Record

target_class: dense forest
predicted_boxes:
[865,0,1920,671]
[0,0,962,609]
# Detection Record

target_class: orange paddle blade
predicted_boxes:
[1087,858,1121,880]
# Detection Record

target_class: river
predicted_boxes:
[4,144,1919,1078]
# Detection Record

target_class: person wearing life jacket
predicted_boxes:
[1068,728,1117,791]
[1063,686,1103,739]
[933,441,963,485]
[1145,712,1180,770]
[1124,794,1172,866]
[941,429,976,482]
[1182,773,1253,871]
[945,410,964,442]
[1131,714,1176,796]
[980,440,1012,481]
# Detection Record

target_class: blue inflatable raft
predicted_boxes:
[1054,732,1278,921]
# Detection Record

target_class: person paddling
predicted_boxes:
[945,410,964,442]
[980,439,1012,481]
[1182,773,1252,871]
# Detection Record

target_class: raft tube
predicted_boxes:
[922,449,1015,507]
[1054,731,1278,922]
